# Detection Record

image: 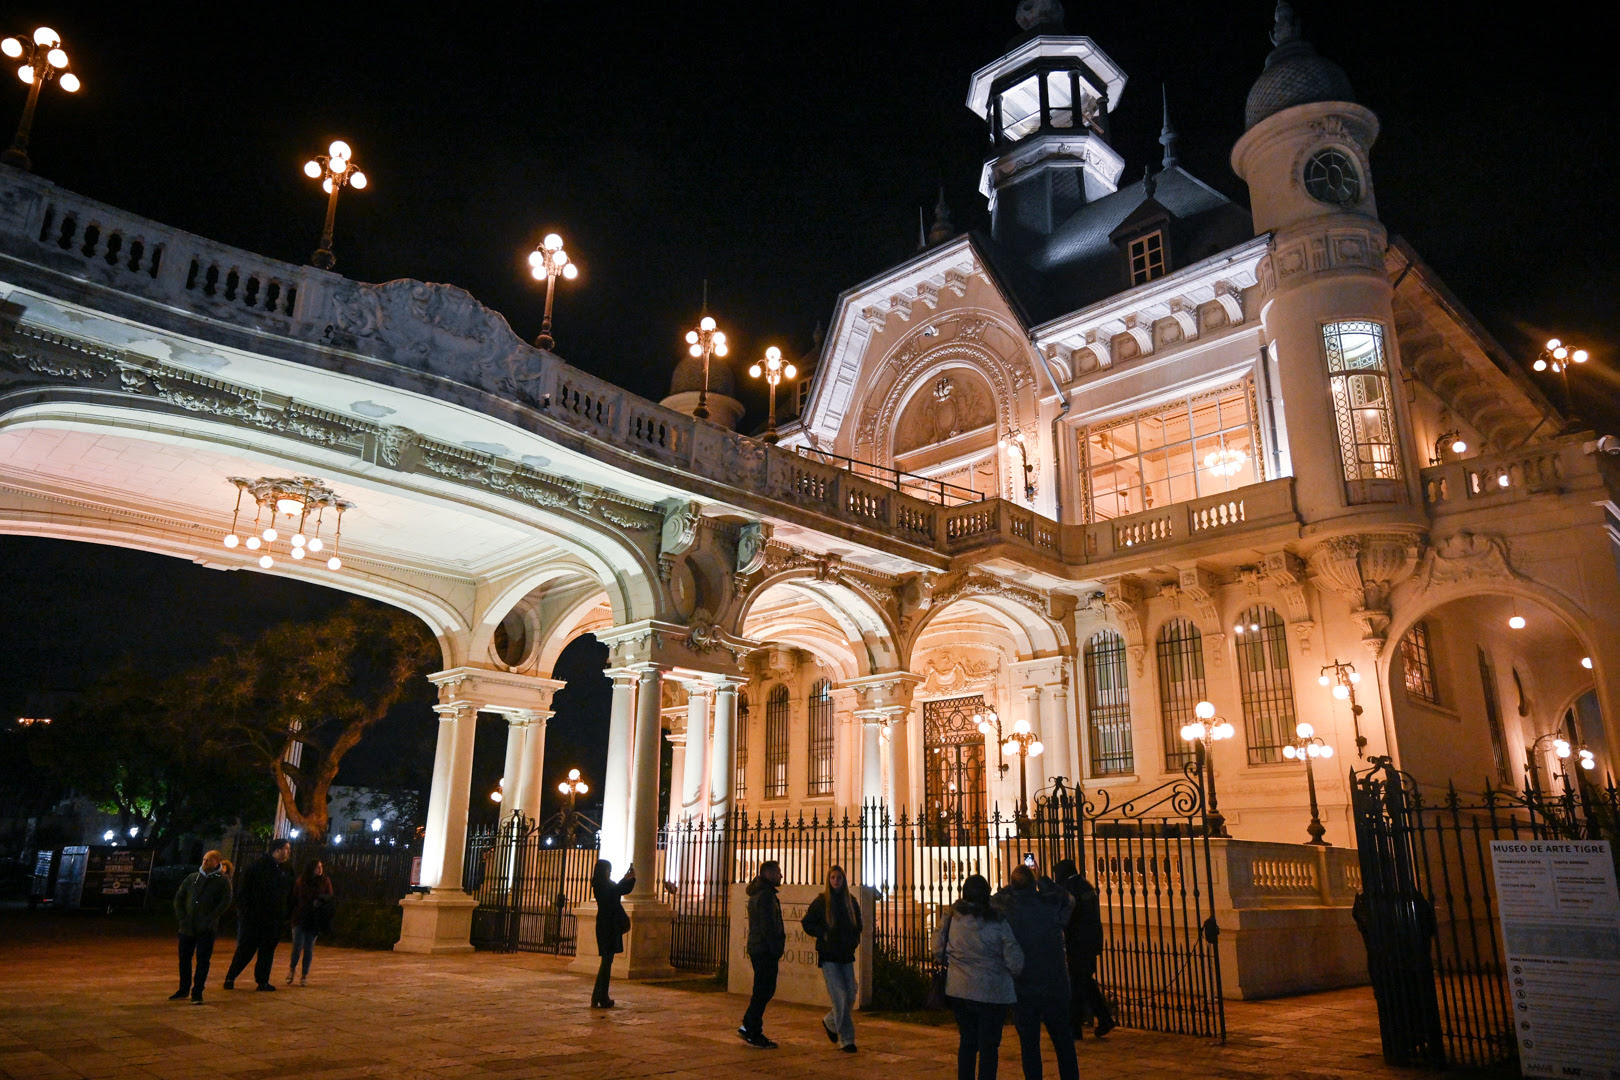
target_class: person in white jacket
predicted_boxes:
[932,874,1025,1080]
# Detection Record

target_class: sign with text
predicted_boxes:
[1488,840,1620,1079]
[728,883,874,1009]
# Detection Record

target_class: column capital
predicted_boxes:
[432,701,478,722]
[666,731,687,748]
[429,666,564,713]
[843,670,924,711]
[492,707,550,726]
[856,704,910,727]
[1021,686,1044,702]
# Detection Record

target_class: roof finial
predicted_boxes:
[1271,1,1303,48]
[927,186,955,246]
[700,277,709,315]
[1159,85,1181,170]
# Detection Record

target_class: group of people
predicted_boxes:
[590,852,1112,1075]
[170,838,336,1003]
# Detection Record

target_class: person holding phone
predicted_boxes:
[590,859,635,1008]
[995,857,1079,1080]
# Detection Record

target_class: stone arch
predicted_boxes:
[735,571,903,677]
[908,582,1068,660]
[467,562,609,675]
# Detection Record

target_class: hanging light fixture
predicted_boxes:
[222,476,354,571]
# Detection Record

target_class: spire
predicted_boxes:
[1244,0,1356,129]
[1159,85,1181,169]
[1270,1,1303,49]
[927,186,955,246]
[916,206,927,251]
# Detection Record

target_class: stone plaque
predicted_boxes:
[728,883,875,1009]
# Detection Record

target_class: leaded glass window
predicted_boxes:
[1304,149,1361,205]
[1156,618,1207,771]
[807,678,834,797]
[1234,605,1298,764]
[735,691,749,803]
[764,685,789,799]
[924,695,988,846]
[1128,231,1166,285]
[1323,321,1404,502]
[1084,630,1134,776]
[1400,622,1439,704]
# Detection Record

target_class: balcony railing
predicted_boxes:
[1420,437,1605,512]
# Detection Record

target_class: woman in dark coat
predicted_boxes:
[590,859,635,1008]
[287,858,333,986]
[800,865,863,1051]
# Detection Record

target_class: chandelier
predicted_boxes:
[1201,446,1247,478]
[222,476,353,571]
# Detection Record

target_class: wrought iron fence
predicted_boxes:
[464,815,597,954]
[1349,758,1620,1069]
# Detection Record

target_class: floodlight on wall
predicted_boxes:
[223,476,353,571]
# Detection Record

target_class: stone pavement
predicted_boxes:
[0,913,1413,1080]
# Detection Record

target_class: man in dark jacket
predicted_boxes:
[1054,858,1115,1038]
[171,849,232,1004]
[739,860,784,1049]
[996,861,1079,1080]
[222,838,295,991]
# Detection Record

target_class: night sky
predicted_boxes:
[1,3,1613,813]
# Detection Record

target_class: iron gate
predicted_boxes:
[465,814,597,954]
[1349,757,1620,1068]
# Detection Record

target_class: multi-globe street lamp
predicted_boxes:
[684,315,728,421]
[1282,721,1335,845]
[1003,429,1035,501]
[1526,731,1596,796]
[2,27,80,170]
[748,346,796,444]
[303,140,368,270]
[527,233,578,350]
[1319,659,1367,757]
[552,768,597,847]
[974,706,1043,822]
[1533,337,1590,424]
[1180,701,1235,837]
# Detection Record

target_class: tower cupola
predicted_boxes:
[1244,1,1355,130]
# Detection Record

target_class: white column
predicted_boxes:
[1045,683,1073,788]
[887,708,912,814]
[681,681,713,818]
[517,714,548,825]
[420,701,478,891]
[709,678,739,820]
[667,732,687,826]
[1023,687,1047,794]
[626,664,665,899]
[500,717,526,821]
[860,714,884,809]
[599,670,638,870]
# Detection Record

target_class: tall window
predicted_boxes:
[807,678,834,797]
[924,695,988,845]
[1400,622,1439,704]
[1323,320,1404,502]
[1234,605,1298,764]
[735,691,749,803]
[1083,383,1259,521]
[1084,630,1134,776]
[764,685,789,799]
[1156,618,1207,771]
[1128,231,1167,285]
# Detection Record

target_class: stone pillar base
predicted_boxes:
[569,899,677,980]
[395,890,478,954]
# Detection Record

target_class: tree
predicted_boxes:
[186,600,438,840]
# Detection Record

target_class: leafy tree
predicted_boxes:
[186,600,438,841]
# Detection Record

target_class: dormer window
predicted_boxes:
[1128,231,1166,285]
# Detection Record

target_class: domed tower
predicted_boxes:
[1232,2,1421,531]
[966,0,1128,260]
[662,349,744,430]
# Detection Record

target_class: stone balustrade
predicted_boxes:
[1421,438,1602,512]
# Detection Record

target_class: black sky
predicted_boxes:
[1,2,1614,808]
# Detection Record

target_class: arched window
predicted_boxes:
[923,695,987,845]
[765,685,790,799]
[1084,630,1133,776]
[1156,618,1207,771]
[1323,320,1404,504]
[735,691,750,804]
[807,678,834,796]
[1233,605,1298,764]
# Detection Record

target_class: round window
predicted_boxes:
[492,612,529,668]
[1303,149,1361,206]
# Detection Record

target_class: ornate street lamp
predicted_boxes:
[1180,701,1235,837]
[2,27,81,170]
[975,706,1042,821]
[1319,659,1367,758]
[1003,429,1035,501]
[527,232,578,350]
[1282,721,1335,846]
[222,475,352,572]
[684,314,728,421]
[549,768,597,847]
[303,140,368,270]
[748,346,797,444]
[1526,731,1596,796]
[1533,337,1590,424]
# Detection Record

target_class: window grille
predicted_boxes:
[1128,231,1167,285]
[1233,605,1298,764]
[923,695,988,845]
[1084,630,1134,776]
[1081,381,1259,522]
[807,678,834,796]
[1477,649,1513,785]
[735,691,749,803]
[1322,321,1403,500]
[1156,618,1207,771]
[1400,622,1439,704]
[764,685,790,799]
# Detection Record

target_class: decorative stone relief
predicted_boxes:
[894,371,996,454]
[1419,531,1514,588]
[919,654,999,696]
[1101,576,1147,678]
[735,522,770,576]
[659,500,701,557]
[1309,532,1421,652]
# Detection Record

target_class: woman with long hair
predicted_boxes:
[287,858,333,986]
[589,858,635,1008]
[800,865,863,1051]
[932,873,1024,1080]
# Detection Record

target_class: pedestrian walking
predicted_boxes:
[738,859,784,1049]
[590,859,635,1008]
[170,849,232,1004]
[1053,858,1115,1038]
[222,838,295,991]
[932,873,1024,1080]
[996,860,1078,1080]
[287,858,334,985]
[800,865,862,1052]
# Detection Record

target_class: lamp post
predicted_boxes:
[1282,721,1335,845]
[975,706,1043,822]
[1003,429,1035,501]
[1526,732,1596,797]
[527,233,578,350]
[748,346,797,444]
[1180,700,1235,837]
[303,140,368,270]
[552,768,597,847]
[1319,659,1367,758]
[2,27,80,170]
[1533,337,1590,425]
[684,314,729,420]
